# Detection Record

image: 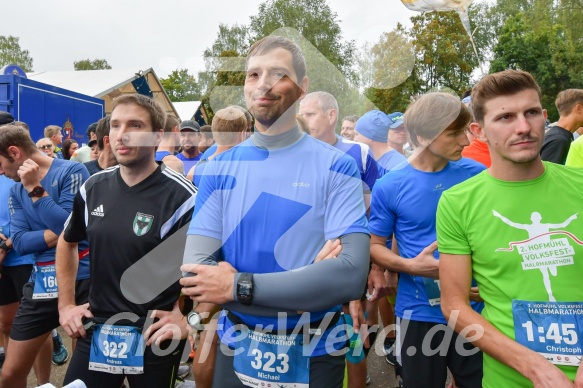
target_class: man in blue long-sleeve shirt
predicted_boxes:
[0,125,90,388]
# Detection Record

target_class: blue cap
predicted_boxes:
[387,112,404,129]
[462,96,471,104]
[355,110,391,142]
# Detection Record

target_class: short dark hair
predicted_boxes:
[86,122,98,137]
[246,36,307,82]
[14,121,29,132]
[342,115,359,124]
[112,94,166,132]
[200,125,213,141]
[164,114,180,133]
[96,116,111,151]
[0,125,37,161]
[471,70,541,124]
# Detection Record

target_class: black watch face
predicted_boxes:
[238,283,252,296]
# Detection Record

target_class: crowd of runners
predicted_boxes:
[0,35,581,388]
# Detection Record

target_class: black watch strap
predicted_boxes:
[237,272,253,305]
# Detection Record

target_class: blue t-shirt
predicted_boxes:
[176,152,202,174]
[369,158,485,323]
[189,134,368,355]
[333,135,379,192]
[200,144,217,160]
[0,176,34,267]
[155,150,172,162]
[376,149,407,177]
[10,159,90,280]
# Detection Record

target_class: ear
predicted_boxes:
[154,129,163,146]
[416,135,430,148]
[328,108,338,125]
[469,122,487,142]
[297,76,309,101]
[7,145,22,160]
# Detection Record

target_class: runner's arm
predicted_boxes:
[56,231,79,309]
[370,233,439,278]
[9,189,55,254]
[34,163,89,235]
[183,233,369,313]
[440,252,575,386]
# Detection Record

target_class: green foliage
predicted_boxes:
[249,0,356,79]
[200,0,361,121]
[490,10,581,121]
[160,69,201,102]
[0,36,33,72]
[366,10,479,113]
[73,58,111,71]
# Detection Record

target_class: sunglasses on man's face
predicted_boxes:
[39,144,53,149]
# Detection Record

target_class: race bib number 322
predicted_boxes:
[89,324,145,374]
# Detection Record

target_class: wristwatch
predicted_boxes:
[27,186,46,198]
[237,273,253,305]
[187,311,205,332]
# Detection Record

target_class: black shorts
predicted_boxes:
[63,333,185,388]
[10,278,90,341]
[0,264,33,306]
[212,343,346,387]
[397,318,483,388]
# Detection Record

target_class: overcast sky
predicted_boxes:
[1,0,416,78]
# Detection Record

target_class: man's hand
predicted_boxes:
[18,159,42,192]
[59,303,94,339]
[348,300,369,348]
[314,239,342,263]
[410,241,439,279]
[367,264,388,301]
[144,300,188,346]
[469,286,483,302]
[575,359,583,388]
[529,360,575,387]
[180,262,237,304]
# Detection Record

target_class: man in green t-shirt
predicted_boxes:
[437,69,583,387]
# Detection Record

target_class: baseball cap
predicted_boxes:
[355,110,391,143]
[0,111,15,126]
[179,120,200,132]
[387,112,404,129]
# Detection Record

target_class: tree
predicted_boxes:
[409,11,478,94]
[249,0,356,79]
[160,69,201,102]
[74,59,112,71]
[248,0,363,119]
[199,24,250,121]
[0,36,33,72]
[364,25,422,114]
[490,13,574,121]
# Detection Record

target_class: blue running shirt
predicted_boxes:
[369,158,485,323]
[189,133,369,354]
[332,135,379,192]
[10,159,90,279]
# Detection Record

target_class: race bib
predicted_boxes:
[89,324,145,374]
[513,300,583,366]
[233,328,310,388]
[422,277,441,306]
[32,264,58,299]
